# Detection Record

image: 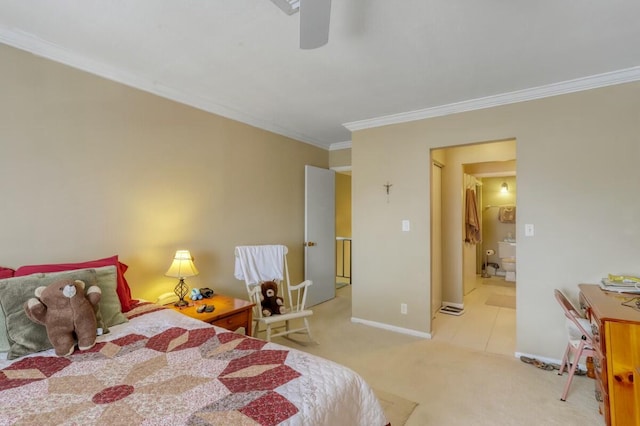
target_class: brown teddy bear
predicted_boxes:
[260,280,287,317]
[24,279,101,356]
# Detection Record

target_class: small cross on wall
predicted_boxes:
[383,182,392,203]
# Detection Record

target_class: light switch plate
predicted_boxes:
[402,220,410,232]
[525,224,534,236]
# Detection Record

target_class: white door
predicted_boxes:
[304,165,336,307]
[431,162,443,318]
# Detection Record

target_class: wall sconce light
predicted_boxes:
[165,250,199,307]
[500,182,509,193]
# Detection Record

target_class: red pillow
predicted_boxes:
[14,255,136,312]
[0,267,15,279]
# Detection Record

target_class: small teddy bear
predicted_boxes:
[260,280,287,317]
[24,279,101,356]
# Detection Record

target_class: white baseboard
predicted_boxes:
[514,351,586,369]
[441,301,464,309]
[515,351,560,365]
[351,317,432,339]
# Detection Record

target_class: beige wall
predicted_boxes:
[4,41,639,361]
[352,132,432,333]
[466,160,516,176]
[329,148,351,169]
[0,44,328,302]
[352,81,640,359]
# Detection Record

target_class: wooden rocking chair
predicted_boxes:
[234,245,314,342]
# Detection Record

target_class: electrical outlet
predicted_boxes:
[400,303,408,314]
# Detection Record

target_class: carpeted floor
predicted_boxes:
[336,277,351,290]
[271,286,601,425]
[485,293,516,309]
[373,389,417,426]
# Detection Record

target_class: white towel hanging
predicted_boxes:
[234,245,286,285]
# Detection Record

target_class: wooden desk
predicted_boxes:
[168,293,254,335]
[636,367,640,426]
[579,284,640,425]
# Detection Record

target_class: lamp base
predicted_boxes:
[174,299,189,308]
[173,278,190,308]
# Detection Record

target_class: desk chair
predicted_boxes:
[554,289,596,401]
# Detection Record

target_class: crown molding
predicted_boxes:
[329,141,352,151]
[343,66,640,132]
[5,25,639,149]
[0,27,331,150]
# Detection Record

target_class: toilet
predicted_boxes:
[498,241,516,282]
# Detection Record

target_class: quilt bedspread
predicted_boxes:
[0,304,388,426]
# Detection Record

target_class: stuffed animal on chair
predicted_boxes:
[24,279,101,356]
[260,280,287,316]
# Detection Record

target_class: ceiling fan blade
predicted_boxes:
[299,0,331,49]
[269,0,299,15]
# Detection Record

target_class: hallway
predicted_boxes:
[432,276,516,357]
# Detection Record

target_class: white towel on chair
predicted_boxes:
[234,245,286,285]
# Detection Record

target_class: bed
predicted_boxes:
[0,301,389,425]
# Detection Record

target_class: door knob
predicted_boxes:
[304,241,317,247]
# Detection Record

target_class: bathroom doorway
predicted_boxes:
[478,175,517,283]
[462,161,517,294]
[430,139,516,353]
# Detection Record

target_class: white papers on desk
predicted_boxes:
[600,278,640,294]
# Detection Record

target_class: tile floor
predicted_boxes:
[431,275,516,357]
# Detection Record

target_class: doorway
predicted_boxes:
[335,171,352,289]
[431,160,443,318]
[430,139,516,347]
[478,175,517,282]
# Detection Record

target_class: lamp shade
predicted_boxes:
[165,250,199,278]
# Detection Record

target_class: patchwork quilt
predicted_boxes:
[0,303,388,426]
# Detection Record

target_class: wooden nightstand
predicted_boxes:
[168,293,255,335]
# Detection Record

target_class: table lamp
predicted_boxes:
[165,249,199,307]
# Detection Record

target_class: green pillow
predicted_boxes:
[93,265,128,327]
[0,300,9,352]
[41,266,128,328]
[0,269,101,359]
